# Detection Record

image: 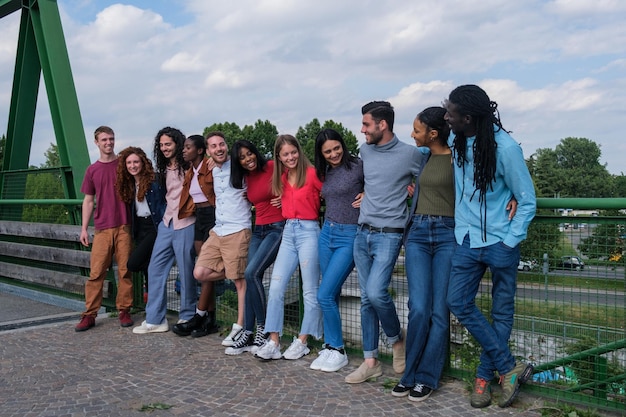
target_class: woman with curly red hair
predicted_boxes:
[115,146,165,303]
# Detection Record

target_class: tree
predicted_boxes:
[42,142,60,167]
[22,142,68,223]
[203,122,244,149]
[613,173,626,198]
[531,137,613,198]
[578,209,625,260]
[241,119,278,158]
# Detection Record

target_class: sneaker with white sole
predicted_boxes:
[132,318,169,334]
[224,331,254,355]
[310,347,331,370]
[320,348,348,372]
[282,337,310,360]
[256,339,282,360]
[222,323,244,347]
[408,384,432,402]
[250,325,268,355]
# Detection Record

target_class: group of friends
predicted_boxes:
[74,84,536,408]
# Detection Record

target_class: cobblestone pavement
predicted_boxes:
[0,309,548,417]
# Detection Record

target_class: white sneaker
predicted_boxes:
[255,339,282,360]
[310,348,331,370]
[321,349,349,372]
[282,337,310,360]
[222,323,244,347]
[132,319,169,334]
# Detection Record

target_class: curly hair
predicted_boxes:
[153,127,187,185]
[116,147,155,204]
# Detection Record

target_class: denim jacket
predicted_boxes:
[130,179,166,239]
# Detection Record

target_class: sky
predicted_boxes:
[1,0,625,174]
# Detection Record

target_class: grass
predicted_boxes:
[139,402,172,412]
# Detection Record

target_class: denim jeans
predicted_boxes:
[265,219,322,339]
[353,227,403,358]
[146,221,196,324]
[447,235,520,380]
[401,215,455,390]
[318,220,357,349]
[244,221,284,332]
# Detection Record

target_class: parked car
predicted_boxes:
[518,260,534,271]
[557,256,585,270]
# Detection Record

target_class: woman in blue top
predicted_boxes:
[311,129,363,372]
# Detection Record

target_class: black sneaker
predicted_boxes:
[251,324,268,354]
[391,383,413,397]
[224,331,254,355]
[408,384,432,402]
[190,312,219,338]
[172,313,204,336]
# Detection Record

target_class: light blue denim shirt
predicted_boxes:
[449,126,536,248]
[212,159,252,236]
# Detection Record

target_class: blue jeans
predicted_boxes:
[318,221,357,349]
[401,215,456,390]
[146,221,196,324]
[244,221,284,332]
[265,219,322,339]
[353,227,403,358]
[447,235,520,380]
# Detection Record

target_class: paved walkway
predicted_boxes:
[0,288,545,417]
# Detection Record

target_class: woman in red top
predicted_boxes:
[225,140,285,355]
[255,134,323,361]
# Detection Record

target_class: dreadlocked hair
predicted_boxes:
[450,84,508,241]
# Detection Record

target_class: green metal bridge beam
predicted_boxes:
[1,0,89,199]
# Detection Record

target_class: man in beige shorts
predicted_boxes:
[193,132,252,346]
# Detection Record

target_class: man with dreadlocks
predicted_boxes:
[444,85,536,408]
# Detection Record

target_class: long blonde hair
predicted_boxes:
[271,134,311,196]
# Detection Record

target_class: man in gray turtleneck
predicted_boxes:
[345,101,426,384]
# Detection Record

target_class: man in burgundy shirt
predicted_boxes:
[75,126,134,331]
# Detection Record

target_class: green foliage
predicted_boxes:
[521,221,561,262]
[562,337,597,386]
[21,143,69,223]
[203,121,244,149]
[578,223,623,259]
[202,119,359,164]
[539,402,602,417]
[242,119,278,158]
[613,174,626,198]
[139,402,172,412]
[42,143,60,167]
[530,137,614,198]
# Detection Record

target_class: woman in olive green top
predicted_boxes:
[392,106,455,402]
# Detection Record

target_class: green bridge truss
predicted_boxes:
[1,0,89,201]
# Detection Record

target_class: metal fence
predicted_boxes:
[0,172,624,411]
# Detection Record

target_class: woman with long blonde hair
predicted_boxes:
[256,135,323,361]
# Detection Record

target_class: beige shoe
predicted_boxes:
[345,361,383,384]
[392,329,406,374]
